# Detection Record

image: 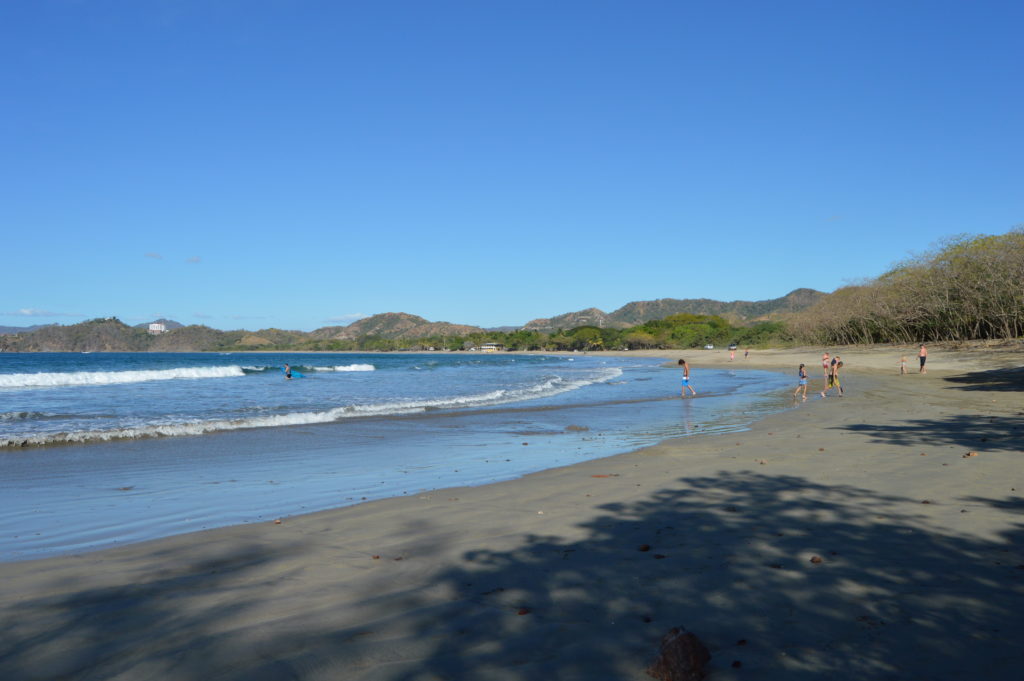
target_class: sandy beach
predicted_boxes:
[1,343,1022,680]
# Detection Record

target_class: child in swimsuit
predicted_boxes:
[678,359,697,397]
[794,363,808,401]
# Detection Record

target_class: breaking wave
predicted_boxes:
[0,366,247,389]
[1,367,621,448]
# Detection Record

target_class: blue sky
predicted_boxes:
[3,1,1021,331]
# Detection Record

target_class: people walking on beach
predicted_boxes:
[822,353,831,387]
[821,357,844,397]
[919,344,928,373]
[794,363,808,401]
[900,356,907,375]
[678,359,697,397]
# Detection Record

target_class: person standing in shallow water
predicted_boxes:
[919,344,928,373]
[794,363,808,401]
[678,359,697,397]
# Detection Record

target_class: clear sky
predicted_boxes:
[3,1,1021,331]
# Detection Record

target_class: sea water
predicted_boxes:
[0,352,792,561]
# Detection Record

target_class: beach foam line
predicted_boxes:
[0,366,247,389]
[1,367,623,448]
[312,364,376,372]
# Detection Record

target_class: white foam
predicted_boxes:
[313,364,376,372]
[1,367,622,447]
[1,411,45,421]
[0,366,247,389]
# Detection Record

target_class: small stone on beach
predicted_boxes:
[646,627,710,681]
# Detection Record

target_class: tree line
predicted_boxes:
[787,229,1024,345]
[293,314,791,352]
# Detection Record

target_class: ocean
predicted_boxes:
[0,352,793,561]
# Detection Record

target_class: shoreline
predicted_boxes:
[1,346,1022,679]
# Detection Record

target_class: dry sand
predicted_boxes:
[1,343,1022,680]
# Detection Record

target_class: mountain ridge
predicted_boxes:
[0,290,824,352]
[523,288,825,331]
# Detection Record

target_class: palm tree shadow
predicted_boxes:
[376,471,1024,680]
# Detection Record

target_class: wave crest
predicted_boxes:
[0,366,247,389]
[313,364,376,372]
[1,367,622,448]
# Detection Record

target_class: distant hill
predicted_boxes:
[133,318,185,331]
[522,289,825,332]
[311,312,485,341]
[0,323,54,335]
[5,318,152,352]
[522,308,623,332]
[0,318,310,353]
[0,291,826,352]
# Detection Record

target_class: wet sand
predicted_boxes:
[1,343,1022,680]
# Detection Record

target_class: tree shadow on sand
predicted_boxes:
[942,366,1024,393]
[838,413,1024,454]
[0,541,307,681]
[2,473,1023,681]
[378,472,1024,681]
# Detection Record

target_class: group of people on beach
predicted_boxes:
[790,344,928,401]
[676,343,930,400]
[789,353,844,401]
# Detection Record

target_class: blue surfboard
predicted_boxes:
[282,367,305,379]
